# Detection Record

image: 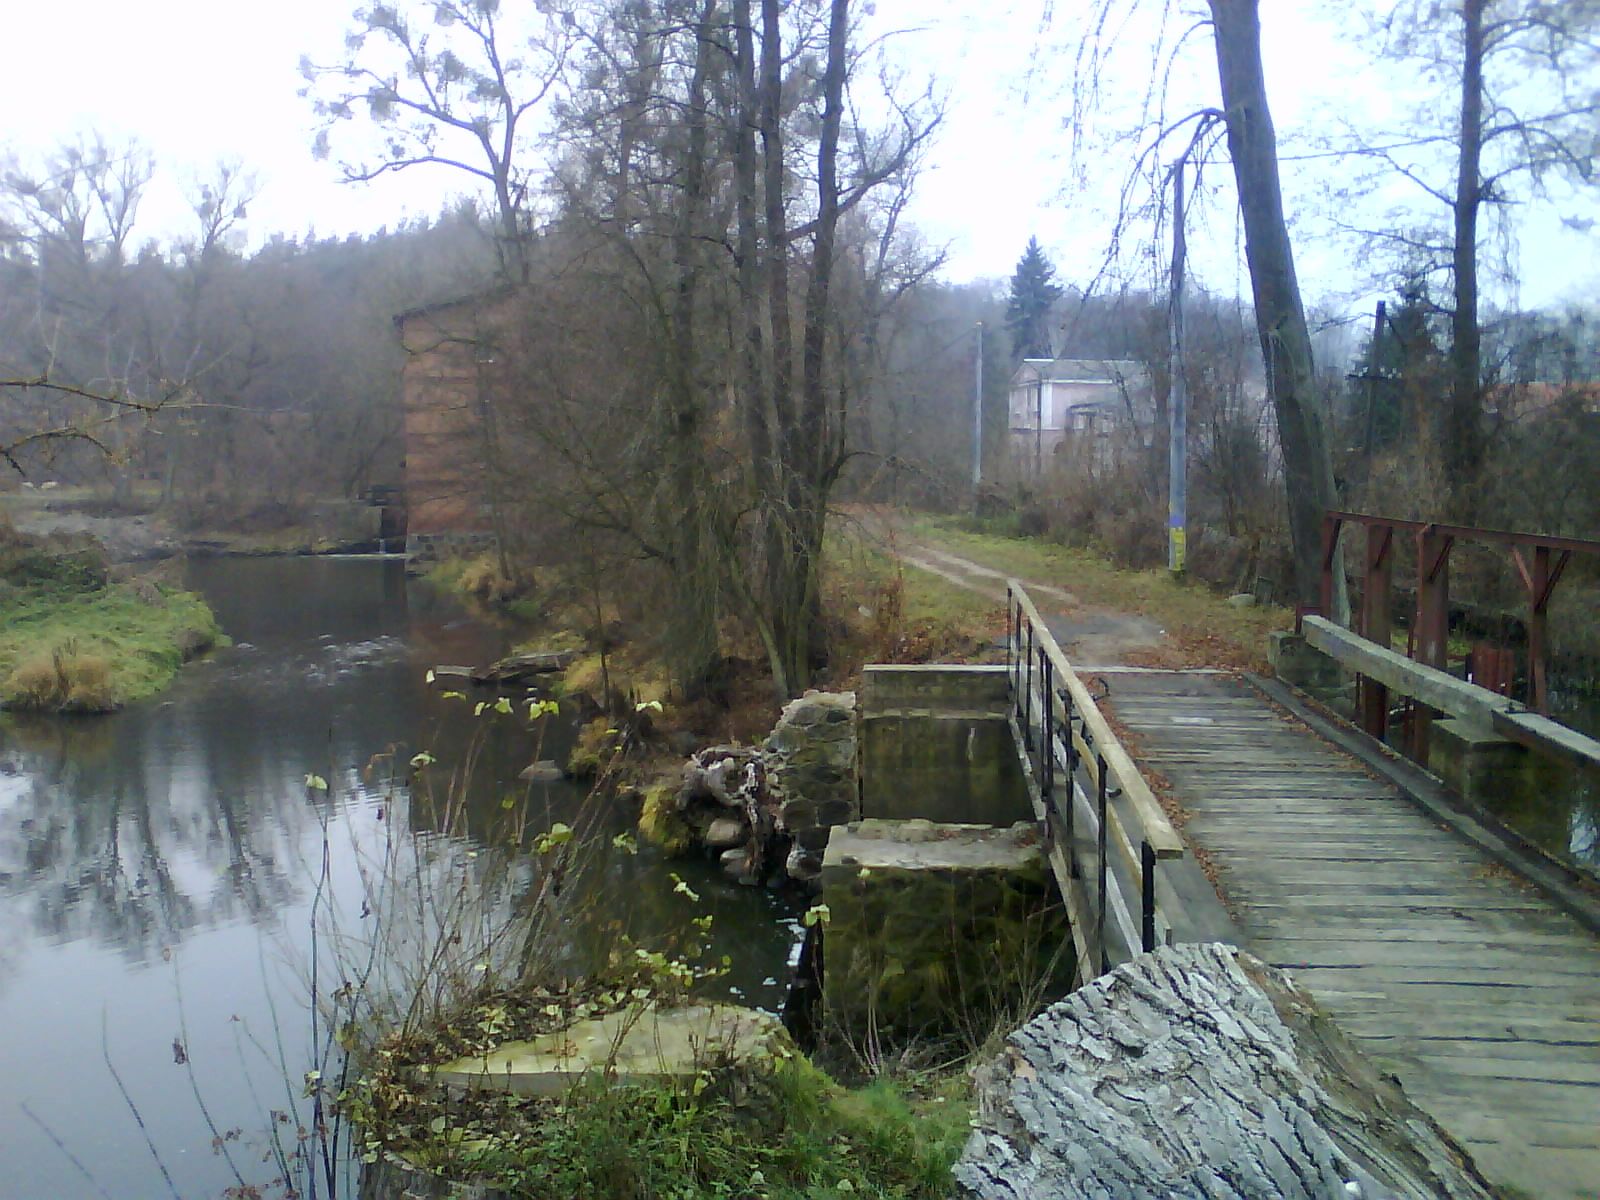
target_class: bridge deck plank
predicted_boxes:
[1100,669,1600,1200]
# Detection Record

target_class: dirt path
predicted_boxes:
[854,509,1167,668]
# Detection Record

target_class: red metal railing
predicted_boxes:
[1319,512,1600,759]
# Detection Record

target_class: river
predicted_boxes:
[0,557,801,1200]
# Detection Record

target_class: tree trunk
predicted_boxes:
[1208,0,1343,614]
[1447,0,1485,514]
[955,943,1499,1200]
[661,0,723,695]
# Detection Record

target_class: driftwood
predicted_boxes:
[471,650,577,685]
[955,943,1499,1200]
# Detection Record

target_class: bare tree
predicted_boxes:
[1055,0,1342,609]
[301,0,575,282]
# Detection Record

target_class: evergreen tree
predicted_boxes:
[1006,236,1064,360]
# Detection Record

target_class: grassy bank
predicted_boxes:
[349,976,969,1200]
[903,513,1291,671]
[0,534,223,712]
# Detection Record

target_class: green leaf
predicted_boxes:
[304,773,329,791]
[410,751,436,769]
[802,903,831,928]
[493,696,513,715]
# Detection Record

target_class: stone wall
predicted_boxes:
[857,665,1030,825]
[765,690,858,883]
[819,819,1068,1041]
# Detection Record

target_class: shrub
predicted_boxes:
[3,644,118,713]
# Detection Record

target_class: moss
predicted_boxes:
[0,578,223,713]
[638,781,694,856]
[565,717,618,780]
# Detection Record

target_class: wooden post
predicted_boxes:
[1359,524,1394,738]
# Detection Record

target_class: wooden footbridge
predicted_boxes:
[1003,582,1600,1200]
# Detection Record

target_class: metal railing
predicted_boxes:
[1318,512,1600,760]
[1006,582,1186,980]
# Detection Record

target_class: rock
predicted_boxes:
[764,691,857,842]
[704,816,747,849]
[427,1003,788,1098]
[1227,592,1258,608]
[519,760,563,783]
[954,943,1499,1200]
[785,844,822,882]
[432,665,476,684]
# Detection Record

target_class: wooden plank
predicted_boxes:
[1242,920,1597,947]
[1257,944,1600,976]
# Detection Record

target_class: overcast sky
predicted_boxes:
[3,0,1595,318]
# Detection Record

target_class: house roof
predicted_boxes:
[392,284,518,328]
[1012,357,1148,386]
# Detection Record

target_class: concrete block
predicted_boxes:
[820,819,1068,1039]
[1269,631,1342,691]
[859,664,1011,715]
[1430,717,1534,808]
[858,713,1029,825]
[427,1003,787,1097]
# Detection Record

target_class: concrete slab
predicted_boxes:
[427,1003,787,1097]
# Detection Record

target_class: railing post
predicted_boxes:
[1521,546,1570,715]
[1023,621,1034,751]
[1359,524,1394,739]
[1009,590,1021,725]
[1040,653,1054,808]
[1141,839,1156,953]
[1096,753,1108,977]
[1063,689,1078,878]
[1319,514,1343,618]
[1411,526,1454,761]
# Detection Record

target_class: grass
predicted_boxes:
[354,979,969,1200]
[443,1064,969,1200]
[901,513,1293,672]
[822,521,1004,685]
[0,566,223,712]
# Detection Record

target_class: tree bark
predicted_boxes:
[1447,0,1486,512]
[1208,0,1342,613]
[955,943,1499,1200]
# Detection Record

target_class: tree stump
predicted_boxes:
[955,942,1500,1200]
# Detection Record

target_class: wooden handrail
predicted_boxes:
[1304,615,1600,768]
[1010,582,1184,857]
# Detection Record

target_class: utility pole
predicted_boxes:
[1362,299,1387,467]
[1168,161,1187,577]
[972,321,984,512]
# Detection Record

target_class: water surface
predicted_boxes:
[0,557,798,1200]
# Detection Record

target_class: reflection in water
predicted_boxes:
[0,558,799,1200]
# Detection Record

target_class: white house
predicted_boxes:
[1008,357,1153,476]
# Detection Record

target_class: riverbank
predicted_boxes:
[0,525,222,712]
[0,486,390,562]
